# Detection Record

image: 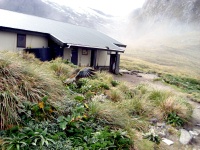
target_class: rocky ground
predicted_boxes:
[114,70,200,150]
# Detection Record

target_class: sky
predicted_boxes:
[47,0,146,16]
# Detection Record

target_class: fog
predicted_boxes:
[112,14,200,77]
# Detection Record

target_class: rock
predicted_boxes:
[136,75,142,77]
[158,131,167,138]
[193,128,200,134]
[179,129,193,145]
[149,118,158,124]
[196,124,200,127]
[131,70,143,73]
[119,69,131,74]
[157,122,166,128]
[189,130,199,136]
[162,138,174,145]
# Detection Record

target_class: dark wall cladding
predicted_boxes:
[25,48,52,61]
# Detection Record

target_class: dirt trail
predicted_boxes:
[114,73,200,149]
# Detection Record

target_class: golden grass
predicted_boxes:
[0,51,66,129]
[89,81,192,146]
[122,31,200,79]
[154,96,192,120]
[121,55,200,79]
[48,57,76,81]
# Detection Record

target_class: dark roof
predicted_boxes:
[0,9,126,52]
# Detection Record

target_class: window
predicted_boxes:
[82,49,88,55]
[17,34,26,48]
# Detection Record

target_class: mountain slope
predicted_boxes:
[0,0,112,29]
[125,0,200,78]
[131,0,200,30]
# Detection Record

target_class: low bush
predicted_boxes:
[111,80,119,87]
[162,74,200,101]
[166,112,185,127]
[1,103,133,150]
[162,74,200,92]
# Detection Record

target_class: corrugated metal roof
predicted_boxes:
[0,9,125,52]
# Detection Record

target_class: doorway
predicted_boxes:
[71,48,78,65]
[109,53,120,74]
[90,50,97,68]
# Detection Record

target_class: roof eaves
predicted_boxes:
[49,34,64,46]
[65,43,125,52]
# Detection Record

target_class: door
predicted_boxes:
[109,54,116,73]
[71,48,78,65]
[109,53,120,74]
[90,50,97,68]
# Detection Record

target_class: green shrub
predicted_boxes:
[1,123,56,150]
[56,103,132,149]
[100,83,110,90]
[85,91,95,100]
[74,96,85,102]
[111,80,119,87]
[166,112,184,127]
[18,96,57,124]
[1,134,28,150]
[162,74,200,92]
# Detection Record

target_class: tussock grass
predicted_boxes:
[0,51,66,129]
[89,83,192,135]
[109,89,123,102]
[89,101,148,133]
[88,82,192,150]
[156,97,192,120]
[96,71,113,83]
[48,58,76,81]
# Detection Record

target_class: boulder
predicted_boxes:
[179,129,192,145]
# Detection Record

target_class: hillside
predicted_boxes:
[0,0,112,30]
[0,51,196,150]
[124,0,200,79]
[130,0,200,32]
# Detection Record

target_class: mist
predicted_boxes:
[110,0,200,78]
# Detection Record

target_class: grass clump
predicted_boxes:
[0,51,65,129]
[111,80,119,87]
[109,89,123,102]
[48,57,76,81]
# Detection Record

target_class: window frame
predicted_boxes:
[17,34,26,48]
